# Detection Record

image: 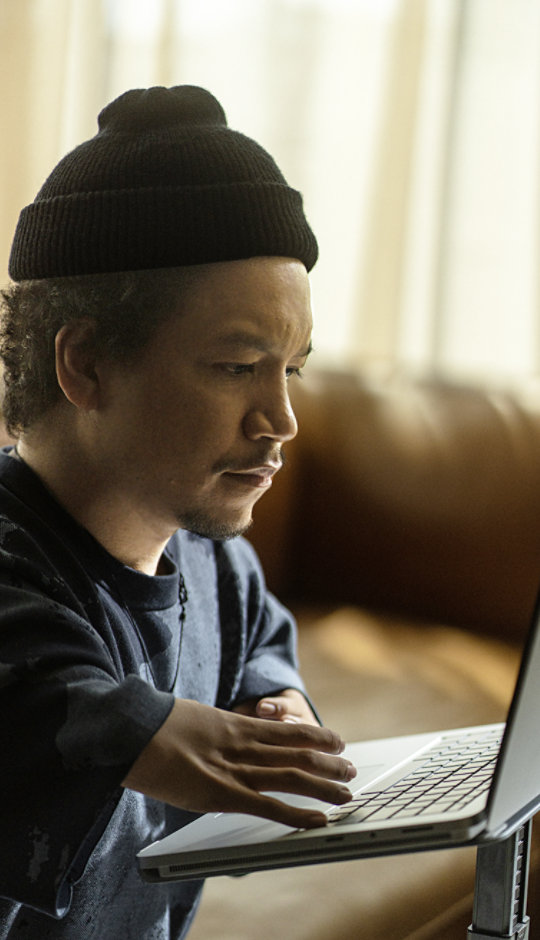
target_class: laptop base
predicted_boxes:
[467,819,531,939]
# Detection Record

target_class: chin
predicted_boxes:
[178,509,253,541]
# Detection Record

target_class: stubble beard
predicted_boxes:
[175,451,283,541]
[177,507,253,542]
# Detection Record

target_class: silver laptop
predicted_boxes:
[137,595,540,883]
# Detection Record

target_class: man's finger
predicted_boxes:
[223,788,332,831]
[238,744,356,783]
[253,717,346,755]
[239,766,354,805]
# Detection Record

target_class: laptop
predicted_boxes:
[137,591,540,884]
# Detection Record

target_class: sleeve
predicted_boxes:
[0,548,174,917]
[214,537,310,708]
[236,588,308,703]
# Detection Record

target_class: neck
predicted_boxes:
[17,429,172,576]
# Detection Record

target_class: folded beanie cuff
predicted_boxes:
[9,182,318,279]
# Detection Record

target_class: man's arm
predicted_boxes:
[122,697,356,829]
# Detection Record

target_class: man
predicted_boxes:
[0,86,355,938]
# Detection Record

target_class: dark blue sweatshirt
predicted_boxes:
[0,451,304,938]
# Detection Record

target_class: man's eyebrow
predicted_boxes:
[210,331,313,358]
[211,331,269,352]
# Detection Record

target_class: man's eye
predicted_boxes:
[219,363,304,378]
[223,363,254,376]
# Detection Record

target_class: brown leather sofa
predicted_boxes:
[190,366,540,940]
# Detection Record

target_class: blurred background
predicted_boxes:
[1,0,540,381]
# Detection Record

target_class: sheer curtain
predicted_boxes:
[1,0,540,381]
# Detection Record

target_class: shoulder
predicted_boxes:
[0,453,101,612]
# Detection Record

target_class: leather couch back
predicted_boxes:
[250,368,540,641]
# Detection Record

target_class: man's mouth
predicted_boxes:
[221,463,281,489]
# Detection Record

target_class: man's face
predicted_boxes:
[96,257,312,541]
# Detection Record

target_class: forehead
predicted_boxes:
[168,257,313,353]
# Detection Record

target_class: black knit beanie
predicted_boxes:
[8,85,318,281]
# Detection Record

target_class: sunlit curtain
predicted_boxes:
[1,0,540,381]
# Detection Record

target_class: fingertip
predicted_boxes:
[346,761,357,781]
[326,729,346,754]
[257,700,278,717]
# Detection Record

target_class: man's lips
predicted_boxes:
[221,463,281,489]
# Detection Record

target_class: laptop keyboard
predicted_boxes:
[327,728,503,825]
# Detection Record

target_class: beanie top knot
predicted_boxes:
[98,85,228,133]
[8,84,318,280]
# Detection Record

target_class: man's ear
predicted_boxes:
[55,320,101,410]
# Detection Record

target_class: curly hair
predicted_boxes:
[0,267,203,436]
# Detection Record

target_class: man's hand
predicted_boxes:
[233,688,319,725]
[123,698,356,830]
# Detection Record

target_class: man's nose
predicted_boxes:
[243,385,298,442]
